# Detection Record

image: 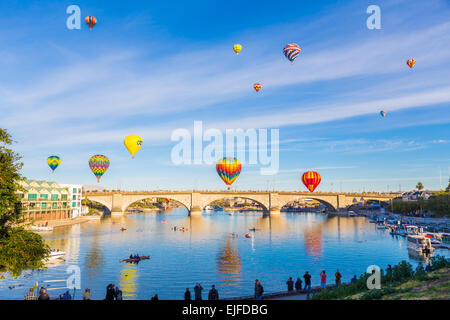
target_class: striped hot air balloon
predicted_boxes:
[301,171,321,192]
[406,58,415,69]
[216,157,242,188]
[380,110,387,117]
[89,155,110,183]
[283,43,301,63]
[253,83,262,92]
[47,156,61,173]
[85,16,97,30]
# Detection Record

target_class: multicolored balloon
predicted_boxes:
[301,171,321,192]
[89,155,110,183]
[283,43,301,63]
[85,16,97,30]
[216,157,242,187]
[124,135,143,159]
[233,44,242,55]
[47,156,61,173]
[407,58,415,69]
[253,83,262,92]
[380,110,387,117]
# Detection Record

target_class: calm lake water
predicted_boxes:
[1,209,449,300]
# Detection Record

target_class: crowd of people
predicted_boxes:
[23,268,380,300]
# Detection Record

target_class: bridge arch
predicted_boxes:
[85,196,113,212]
[276,195,337,212]
[121,195,190,213]
[199,196,269,213]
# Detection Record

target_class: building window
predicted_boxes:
[72,202,76,207]
[51,194,58,200]
[73,188,77,193]
[41,203,47,209]
[73,195,76,200]
[28,194,37,200]
[40,194,48,200]
[61,195,68,201]
[52,202,57,209]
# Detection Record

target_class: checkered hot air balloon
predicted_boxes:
[85,16,97,30]
[89,155,110,183]
[47,156,61,173]
[216,157,242,189]
[407,58,415,69]
[253,83,262,92]
[283,43,301,63]
[301,171,321,192]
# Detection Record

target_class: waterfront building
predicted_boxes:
[59,184,83,218]
[16,179,71,221]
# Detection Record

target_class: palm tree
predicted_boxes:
[416,182,424,191]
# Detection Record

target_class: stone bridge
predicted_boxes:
[85,191,399,216]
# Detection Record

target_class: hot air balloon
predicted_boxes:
[380,110,387,117]
[85,16,97,30]
[89,155,110,183]
[253,83,262,92]
[407,58,415,69]
[216,157,242,188]
[283,43,301,63]
[47,156,61,173]
[301,171,321,192]
[233,44,242,55]
[124,135,143,159]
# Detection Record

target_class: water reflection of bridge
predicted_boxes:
[86,191,398,216]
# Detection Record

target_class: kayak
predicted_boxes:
[120,256,150,263]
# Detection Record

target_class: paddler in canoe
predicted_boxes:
[121,254,150,263]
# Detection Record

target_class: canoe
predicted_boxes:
[120,256,150,263]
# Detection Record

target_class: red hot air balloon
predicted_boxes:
[301,171,321,192]
[253,83,262,92]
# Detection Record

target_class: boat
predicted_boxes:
[204,206,213,211]
[44,250,66,266]
[407,235,435,256]
[249,228,260,232]
[31,225,54,232]
[120,256,150,263]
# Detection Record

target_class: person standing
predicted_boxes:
[350,275,357,284]
[24,288,37,300]
[286,277,294,291]
[295,277,303,292]
[184,288,191,300]
[105,284,115,301]
[83,288,92,300]
[151,294,159,300]
[208,285,219,300]
[115,286,123,300]
[335,270,342,287]
[194,283,203,300]
[38,288,50,300]
[303,271,312,298]
[254,280,264,300]
[320,270,327,289]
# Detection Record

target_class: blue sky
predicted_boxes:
[0,0,449,192]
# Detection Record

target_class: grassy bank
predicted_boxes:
[312,255,450,300]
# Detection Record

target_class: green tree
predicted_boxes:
[416,182,424,191]
[446,179,450,192]
[0,128,49,277]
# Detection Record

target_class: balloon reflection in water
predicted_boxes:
[120,262,138,299]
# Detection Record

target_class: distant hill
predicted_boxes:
[83,185,109,192]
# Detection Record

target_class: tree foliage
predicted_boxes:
[0,128,49,277]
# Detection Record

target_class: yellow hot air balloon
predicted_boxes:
[124,135,143,159]
[233,44,242,55]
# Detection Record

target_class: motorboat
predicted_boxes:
[407,235,435,256]
[30,225,54,232]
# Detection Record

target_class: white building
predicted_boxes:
[60,184,83,218]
